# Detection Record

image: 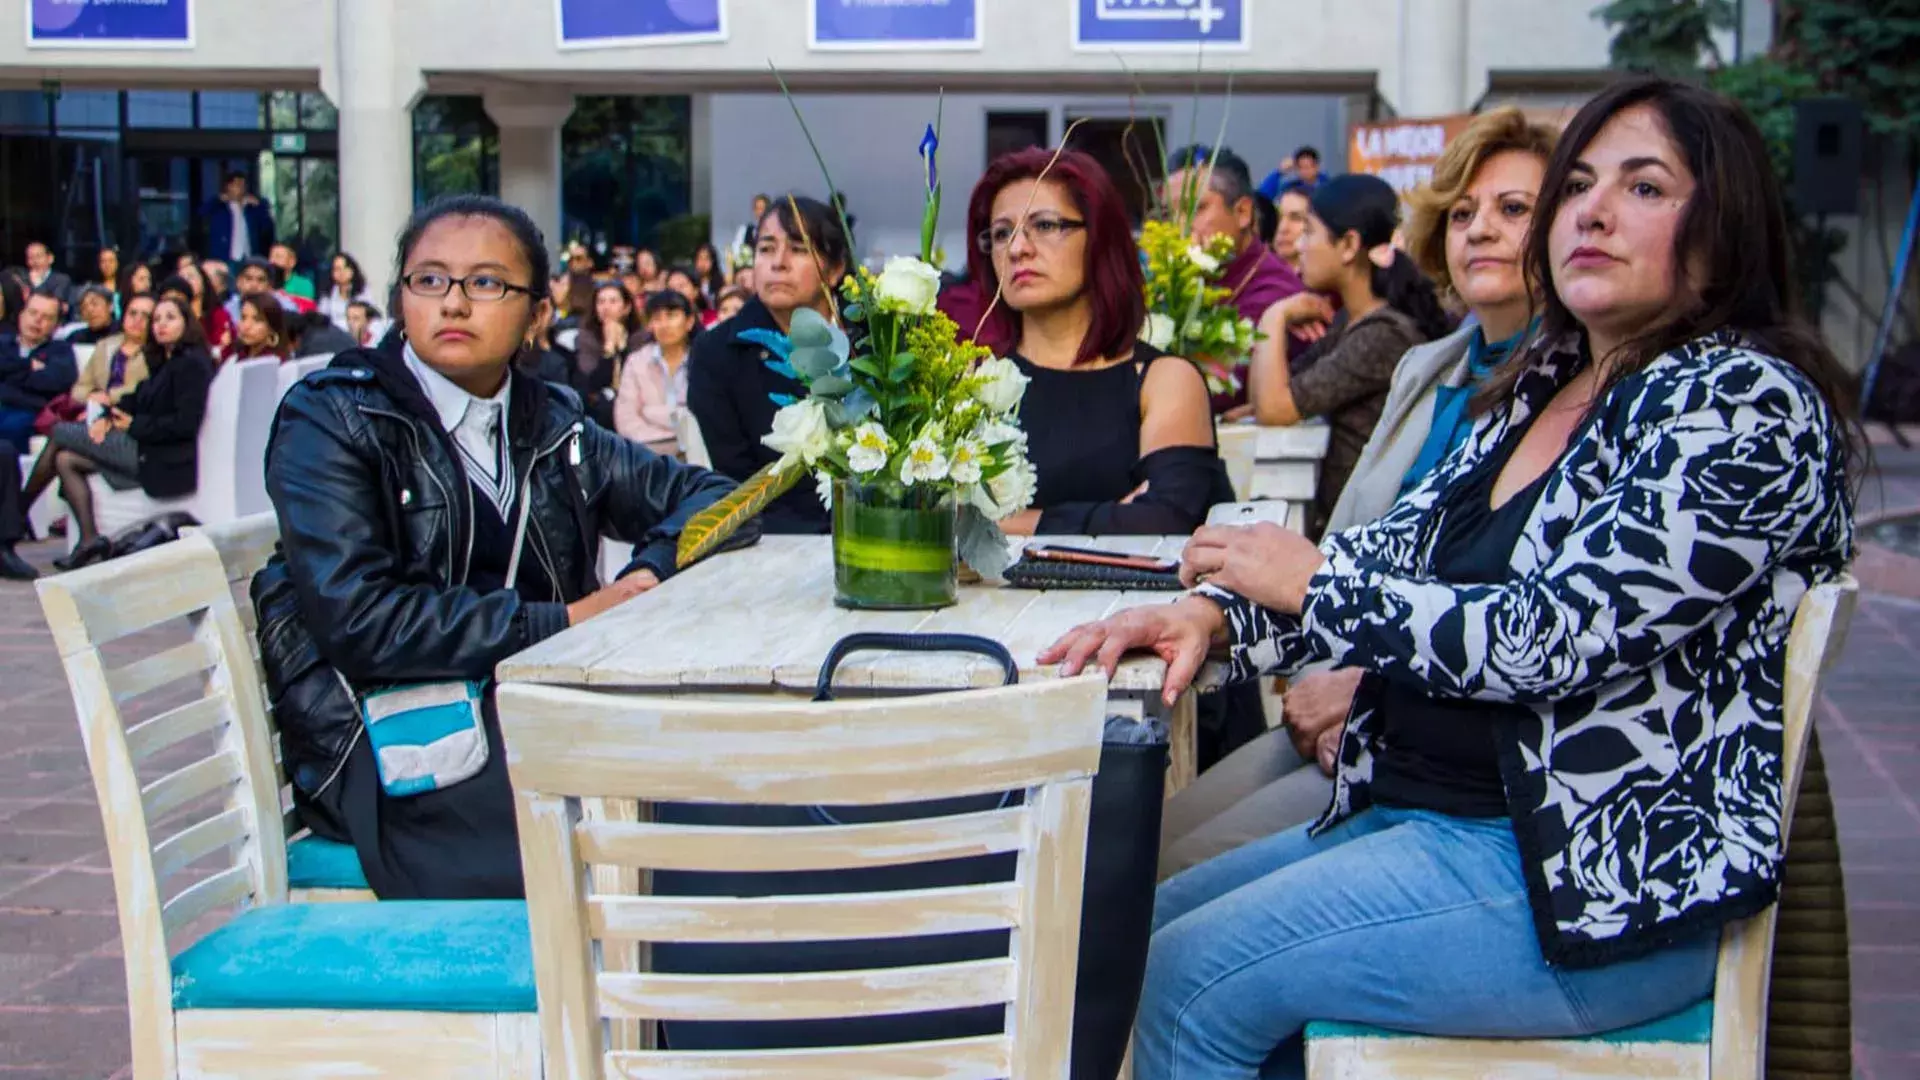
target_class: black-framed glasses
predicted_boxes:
[975,214,1087,253]
[401,271,538,303]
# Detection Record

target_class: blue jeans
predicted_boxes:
[1133,807,1718,1080]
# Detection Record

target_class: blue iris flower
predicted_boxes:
[918,124,939,194]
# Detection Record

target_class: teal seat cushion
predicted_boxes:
[170,899,535,1013]
[286,836,369,890]
[1306,998,1713,1046]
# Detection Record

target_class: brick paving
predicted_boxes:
[2,431,1918,1078]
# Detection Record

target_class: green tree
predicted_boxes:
[1592,0,1735,75]
[1775,0,1920,142]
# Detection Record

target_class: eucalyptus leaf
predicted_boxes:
[956,506,1016,581]
[791,345,842,380]
[790,306,851,358]
[811,374,856,396]
[841,388,878,421]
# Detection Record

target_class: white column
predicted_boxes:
[484,86,575,253]
[327,0,420,305]
[1395,0,1470,117]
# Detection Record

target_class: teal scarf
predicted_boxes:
[1398,320,1533,496]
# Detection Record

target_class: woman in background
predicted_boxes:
[318,252,374,332]
[225,292,291,364]
[615,289,698,456]
[17,294,156,520]
[571,280,643,430]
[692,243,728,305]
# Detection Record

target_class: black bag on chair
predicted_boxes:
[652,632,1167,1079]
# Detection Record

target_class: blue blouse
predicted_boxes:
[1398,321,1532,496]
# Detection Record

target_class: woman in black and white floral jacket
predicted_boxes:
[1044,76,1858,1080]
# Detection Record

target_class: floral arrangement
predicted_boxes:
[1138,217,1260,398]
[676,105,1037,578]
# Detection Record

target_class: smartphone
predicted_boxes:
[1025,544,1179,574]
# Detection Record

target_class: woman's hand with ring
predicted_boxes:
[1180,523,1325,615]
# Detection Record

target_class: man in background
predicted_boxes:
[21,243,72,313]
[1257,144,1328,201]
[0,290,77,458]
[270,242,316,301]
[1271,181,1313,274]
[204,171,275,265]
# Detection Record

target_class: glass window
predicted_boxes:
[300,92,338,131]
[562,96,691,253]
[0,90,52,132]
[54,90,118,131]
[268,91,300,131]
[198,92,262,129]
[128,91,194,129]
[413,96,499,206]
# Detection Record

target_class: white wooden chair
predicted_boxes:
[274,354,332,403]
[38,535,540,1079]
[1216,422,1258,503]
[187,513,374,903]
[496,672,1111,1079]
[675,408,713,468]
[1304,575,1859,1080]
[84,357,281,543]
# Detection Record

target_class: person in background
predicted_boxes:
[617,269,648,306]
[318,252,373,332]
[60,287,118,345]
[345,300,382,347]
[22,242,73,313]
[1251,193,1278,252]
[730,193,771,254]
[117,262,154,309]
[968,147,1230,537]
[635,248,666,293]
[271,242,317,301]
[17,294,157,544]
[0,272,24,329]
[1163,145,1307,416]
[50,294,214,571]
[1246,174,1453,535]
[158,271,234,355]
[570,280,642,431]
[0,452,34,580]
[615,289,698,456]
[1256,144,1327,201]
[288,310,357,358]
[713,285,749,323]
[1159,108,1558,878]
[562,245,598,329]
[251,193,744,899]
[0,289,77,452]
[95,247,121,294]
[205,170,275,264]
[1271,182,1312,274]
[688,193,848,535]
[199,257,231,302]
[730,265,756,293]
[692,243,727,305]
[225,292,292,364]
[226,257,293,323]
[664,266,716,327]
[1053,76,1857,1079]
[174,252,200,275]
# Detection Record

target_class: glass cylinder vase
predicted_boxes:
[831,477,958,610]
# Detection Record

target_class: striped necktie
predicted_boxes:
[457,400,515,519]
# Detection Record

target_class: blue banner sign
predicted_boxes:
[557,0,726,49]
[810,0,980,49]
[28,0,194,48]
[1074,0,1247,50]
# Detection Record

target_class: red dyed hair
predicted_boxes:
[963,147,1145,367]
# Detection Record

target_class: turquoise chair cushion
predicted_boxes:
[170,899,535,1013]
[1306,998,1713,1046]
[285,836,369,890]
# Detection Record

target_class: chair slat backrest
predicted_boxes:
[1216,423,1259,503]
[36,534,290,1080]
[498,675,1109,1080]
[1710,575,1857,1080]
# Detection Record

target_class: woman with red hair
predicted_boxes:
[965,147,1228,535]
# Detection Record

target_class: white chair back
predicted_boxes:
[70,342,96,371]
[1216,423,1258,502]
[556,327,580,353]
[275,355,331,403]
[228,358,281,519]
[676,409,713,469]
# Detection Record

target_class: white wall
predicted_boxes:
[706,91,1346,267]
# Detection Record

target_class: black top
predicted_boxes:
[1369,419,1549,817]
[685,295,828,534]
[120,346,214,499]
[1013,341,1231,536]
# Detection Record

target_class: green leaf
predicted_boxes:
[789,306,850,359]
[811,374,856,396]
[676,460,804,568]
[956,505,1016,580]
[791,345,841,380]
[850,353,887,380]
[890,351,917,377]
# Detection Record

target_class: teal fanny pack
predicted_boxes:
[357,680,490,798]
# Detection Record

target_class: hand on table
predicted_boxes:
[1283,667,1362,775]
[1179,523,1324,615]
[1038,595,1226,706]
[566,569,660,625]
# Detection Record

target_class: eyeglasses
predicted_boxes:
[401,271,538,303]
[976,214,1087,253]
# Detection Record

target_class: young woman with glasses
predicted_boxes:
[963,147,1230,536]
[251,194,746,899]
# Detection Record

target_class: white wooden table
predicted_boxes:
[498,534,1215,793]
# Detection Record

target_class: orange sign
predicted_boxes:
[1348,114,1477,196]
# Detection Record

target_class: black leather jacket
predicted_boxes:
[252,341,749,809]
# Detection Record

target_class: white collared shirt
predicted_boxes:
[228,200,250,260]
[403,342,515,516]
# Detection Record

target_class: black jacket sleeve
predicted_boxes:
[126,353,213,446]
[582,420,754,581]
[266,383,569,685]
[686,335,763,484]
[1036,445,1228,536]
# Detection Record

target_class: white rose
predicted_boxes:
[898,436,951,486]
[1188,245,1220,274]
[974,417,1028,451]
[971,356,1030,415]
[846,422,891,475]
[970,454,1037,518]
[761,399,834,467]
[1142,312,1176,351]
[872,256,943,315]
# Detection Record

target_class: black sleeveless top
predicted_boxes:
[1012,342,1232,536]
[1370,417,1551,817]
